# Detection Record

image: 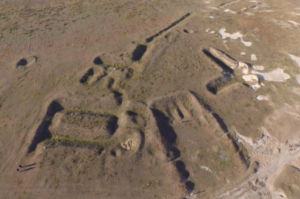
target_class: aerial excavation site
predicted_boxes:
[0,0,300,198]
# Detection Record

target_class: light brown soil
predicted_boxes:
[0,0,300,198]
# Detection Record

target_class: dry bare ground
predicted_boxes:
[0,0,300,198]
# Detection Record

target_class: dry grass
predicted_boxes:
[45,134,114,149]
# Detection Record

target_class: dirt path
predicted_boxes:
[217,130,300,199]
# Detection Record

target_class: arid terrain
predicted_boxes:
[0,0,300,198]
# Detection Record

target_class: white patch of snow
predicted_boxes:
[251,84,261,91]
[209,16,214,19]
[206,28,210,32]
[208,6,220,10]
[241,52,246,55]
[219,28,252,47]
[252,68,290,82]
[288,54,300,67]
[200,166,211,172]
[238,62,249,74]
[224,9,236,14]
[242,74,259,82]
[210,31,215,34]
[242,69,248,74]
[240,39,252,47]
[288,20,300,26]
[256,95,269,101]
[251,54,257,61]
[252,65,264,70]
[219,28,242,39]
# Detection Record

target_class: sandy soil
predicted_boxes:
[0,0,300,198]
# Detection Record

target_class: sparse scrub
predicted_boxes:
[45,134,114,150]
